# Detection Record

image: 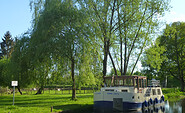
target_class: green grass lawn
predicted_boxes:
[1,88,184,113]
[0,93,94,113]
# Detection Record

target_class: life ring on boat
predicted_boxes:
[144,100,148,107]
[142,100,148,110]
[161,106,165,112]
[148,98,153,106]
[160,95,164,102]
[154,98,158,105]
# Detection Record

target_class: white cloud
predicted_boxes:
[170,11,176,15]
[171,13,185,22]
[165,11,185,23]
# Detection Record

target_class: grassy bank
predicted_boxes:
[1,88,184,113]
[0,93,94,113]
[162,88,185,101]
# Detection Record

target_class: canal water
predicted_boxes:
[165,99,185,113]
[94,98,185,113]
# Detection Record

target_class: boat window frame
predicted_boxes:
[105,89,114,91]
[121,90,128,92]
[152,89,157,95]
[104,75,147,90]
[157,89,161,95]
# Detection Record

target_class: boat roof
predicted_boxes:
[104,75,147,79]
[104,75,148,88]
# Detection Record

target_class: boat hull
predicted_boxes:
[94,101,142,111]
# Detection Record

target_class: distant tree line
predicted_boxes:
[142,22,185,91]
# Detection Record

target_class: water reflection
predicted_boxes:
[94,99,185,113]
[165,99,185,113]
[94,105,165,113]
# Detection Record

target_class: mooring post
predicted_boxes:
[51,106,53,112]
[13,86,15,105]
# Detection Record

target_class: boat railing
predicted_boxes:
[104,75,147,90]
[148,79,160,87]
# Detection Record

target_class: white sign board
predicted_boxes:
[12,81,18,86]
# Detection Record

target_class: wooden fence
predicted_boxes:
[0,86,99,95]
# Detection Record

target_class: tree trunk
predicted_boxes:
[123,0,127,76]
[181,77,184,92]
[17,86,22,95]
[102,40,109,85]
[71,57,76,100]
[120,37,123,75]
[109,52,117,76]
[36,86,43,95]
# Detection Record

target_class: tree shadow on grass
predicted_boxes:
[0,95,71,107]
[53,104,93,113]
[76,94,93,98]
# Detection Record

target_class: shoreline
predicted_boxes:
[162,88,185,101]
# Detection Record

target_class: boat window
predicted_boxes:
[122,90,128,92]
[105,89,114,91]
[142,79,147,88]
[139,79,142,88]
[135,80,138,88]
[152,89,156,95]
[157,89,161,95]
[105,79,112,87]
[125,78,133,86]
[119,80,123,85]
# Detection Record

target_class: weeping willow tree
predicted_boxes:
[29,0,101,99]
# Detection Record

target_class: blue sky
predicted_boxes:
[0,0,184,72]
[164,0,185,23]
[0,0,185,39]
[0,0,32,38]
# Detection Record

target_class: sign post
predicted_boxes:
[11,81,18,105]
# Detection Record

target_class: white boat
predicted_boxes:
[94,75,165,112]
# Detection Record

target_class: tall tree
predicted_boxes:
[79,0,169,83]
[10,36,34,94]
[30,0,100,99]
[0,31,14,89]
[159,22,185,91]
[142,22,185,91]
[0,31,14,58]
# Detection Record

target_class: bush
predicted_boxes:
[162,88,180,94]
[162,88,184,100]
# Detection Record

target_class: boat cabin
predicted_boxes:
[104,75,147,90]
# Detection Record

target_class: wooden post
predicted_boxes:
[13,86,15,105]
[137,77,139,90]
[51,106,53,112]
[43,87,44,94]
[0,87,2,96]
[49,87,50,94]
[6,87,8,94]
